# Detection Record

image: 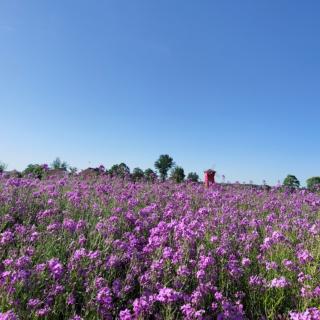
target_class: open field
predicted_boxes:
[0,174,319,319]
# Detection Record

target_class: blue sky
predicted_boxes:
[1,1,320,185]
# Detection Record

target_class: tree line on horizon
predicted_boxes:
[282,174,320,191]
[1,158,320,190]
[0,155,200,183]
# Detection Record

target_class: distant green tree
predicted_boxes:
[283,175,300,189]
[170,166,185,183]
[118,163,130,177]
[108,164,118,176]
[23,164,45,179]
[155,154,174,181]
[187,172,199,182]
[144,168,157,182]
[0,161,7,173]
[306,177,320,191]
[132,167,144,181]
[109,163,130,178]
[69,167,78,174]
[51,157,68,171]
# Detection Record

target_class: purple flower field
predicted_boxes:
[0,174,319,319]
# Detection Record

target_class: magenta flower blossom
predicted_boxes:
[35,263,46,273]
[35,306,51,317]
[313,286,320,297]
[96,286,113,309]
[214,291,224,301]
[181,303,196,319]
[0,310,18,320]
[249,275,266,287]
[241,257,251,267]
[27,298,41,309]
[0,172,319,318]
[297,249,313,264]
[269,276,289,288]
[156,287,181,303]
[67,294,75,305]
[289,308,320,320]
[69,316,83,320]
[63,218,77,233]
[119,309,133,320]
[133,295,156,316]
[47,258,63,279]
[265,261,278,271]
[0,230,14,245]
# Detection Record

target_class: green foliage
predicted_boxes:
[108,163,130,178]
[131,167,144,181]
[187,172,199,182]
[51,157,68,171]
[0,161,7,173]
[170,166,185,183]
[23,164,46,179]
[69,167,78,174]
[154,154,175,181]
[306,176,320,191]
[144,168,157,182]
[283,175,300,189]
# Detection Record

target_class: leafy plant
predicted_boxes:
[187,172,199,182]
[170,166,185,183]
[155,154,174,181]
[0,161,7,173]
[51,157,68,171]
[306,176,320,191]
[23,164,46,179]
[69,167,78,174]
[283,175,300,189]
[108,163,130,178]
[132,167,144,181]
[144,168,157,182]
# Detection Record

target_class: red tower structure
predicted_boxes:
[204,169,216,187]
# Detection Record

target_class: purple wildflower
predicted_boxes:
[119,309,133,320]
[47,258,63,280]
[0,310,18,320]
[96,286,112,309]
[269,276,289,288]
[289,308,320,320]
[156,287,181,303]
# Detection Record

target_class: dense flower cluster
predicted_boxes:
[0,173,319,319]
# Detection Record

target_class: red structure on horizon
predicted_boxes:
[204,169,216,187]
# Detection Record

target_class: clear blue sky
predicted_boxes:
[1,1,319,185]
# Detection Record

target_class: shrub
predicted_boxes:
[155,154,174,181]
[170,166,185,183]
[306,176,320,191]
[187,172,199,182]
[132,167,144,181]
[283,175,300,189]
